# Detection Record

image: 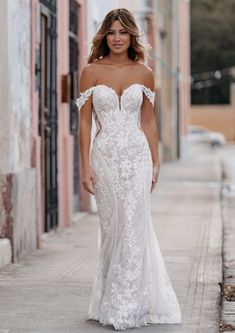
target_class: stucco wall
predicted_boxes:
[179,0,191,159]
[0,0,31,174]
[0,0,37,261]
[191,105,235,141]
[0,170,37,262]
[13,169,37,261]
[0,0,10,174]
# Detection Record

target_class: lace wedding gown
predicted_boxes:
[76,83,181,330]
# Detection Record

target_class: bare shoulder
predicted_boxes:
[79,63,98,91]
[136,63,155,90]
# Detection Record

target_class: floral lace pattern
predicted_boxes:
[76,84,181,330]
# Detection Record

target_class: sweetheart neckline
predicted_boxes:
[94,83,145,98]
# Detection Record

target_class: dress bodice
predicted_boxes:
[75,84,155,133]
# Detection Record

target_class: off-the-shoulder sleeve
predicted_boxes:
[142,85,155,107]
[75,87,94,112]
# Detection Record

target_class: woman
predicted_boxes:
[76,8,181,331]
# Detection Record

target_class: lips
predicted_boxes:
[113,44,123,47]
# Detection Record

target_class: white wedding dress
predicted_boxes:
[76,83,181,331]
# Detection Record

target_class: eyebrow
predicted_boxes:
[109,28,126,31]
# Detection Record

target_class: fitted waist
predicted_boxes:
[93,125,149,150]
[95,123,143,136]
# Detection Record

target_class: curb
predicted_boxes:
[220,184,235,332]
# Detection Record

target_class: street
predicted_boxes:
[0,144,225,333]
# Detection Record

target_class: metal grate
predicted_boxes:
[39,0,58,231]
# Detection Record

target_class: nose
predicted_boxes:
[114,33,121,41]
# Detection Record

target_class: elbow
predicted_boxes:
[79,121,92,142]
[141,121,156,132]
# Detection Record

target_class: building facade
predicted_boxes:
[30,0,88,250]
[0,0,191,267]
[151,0,191,160]
[0,0,88,265]
[0,0,37,265]
[119,0,191,161]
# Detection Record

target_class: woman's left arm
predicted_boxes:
[141,67,160,192]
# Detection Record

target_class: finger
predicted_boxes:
[83,181,95,195]
[150,183,154,192]
[85,186,95,195]
[151,184,156,193]
[91,175,97,188]
[150,179,157,192]
[87,179,95,195]
[90,177,97,193]
[87,187,95,195]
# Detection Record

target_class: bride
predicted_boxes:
[76,7,181,331]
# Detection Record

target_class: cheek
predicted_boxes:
[106,35,112,47]
[124,35,131,46]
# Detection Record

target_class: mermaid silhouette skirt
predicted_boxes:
[76,84,181,330]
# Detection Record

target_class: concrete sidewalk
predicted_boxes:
[0,151,222,333]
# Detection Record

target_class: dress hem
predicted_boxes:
[88,313,182,331]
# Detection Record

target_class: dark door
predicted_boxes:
[38,0,58,232]
[69,0,80,211]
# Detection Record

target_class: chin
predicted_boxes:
[111,48,128,54]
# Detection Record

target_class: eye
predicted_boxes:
[107,31,114,35]
[120,31,127,34]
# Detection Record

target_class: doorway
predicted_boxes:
[38,0,58,232]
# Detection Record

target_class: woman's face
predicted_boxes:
[106,19,131,54]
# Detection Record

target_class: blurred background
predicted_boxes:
[0,0,234,262]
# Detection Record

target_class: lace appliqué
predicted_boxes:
[142,85,155,106]
[75,83,181,330]
[75,87,94,112]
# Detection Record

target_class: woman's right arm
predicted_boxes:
[78,65,97,195]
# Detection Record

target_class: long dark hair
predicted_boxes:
[87,8,145,63]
